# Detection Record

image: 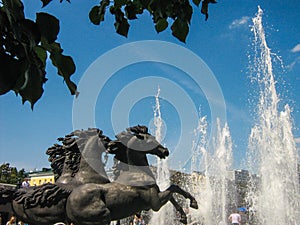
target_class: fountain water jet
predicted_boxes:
[246,6,300,225]
[148,6,299,225]
[188,117,234,225]
[150,86,174,225]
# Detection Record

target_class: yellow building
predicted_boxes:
[28,170,55,186]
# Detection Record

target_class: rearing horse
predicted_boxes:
[66,126,198,225]
[0,128,112,225]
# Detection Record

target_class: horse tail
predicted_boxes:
[14,183,71,209]
[0,186,16,204]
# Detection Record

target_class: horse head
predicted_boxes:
[47,128,112,186]
[126,125,169,160]
[72,128,112,184]
[108,125,169,167]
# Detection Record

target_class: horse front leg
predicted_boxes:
[165,184,198,209]
[149,188,189,224]
[170,197,188,224]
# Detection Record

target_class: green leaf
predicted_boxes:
[201,0,216,21]
[89,1,109,25]
[0,54,22,95]
[125,3,138,20]
[155,18,168,33]
[65,77,79,96]
[49,52,77,95]
[19,19,41,45]
[131,0,145,14]
[41,0,53,7]
[50,53,76,78]
[193,0,201,7]
[114,0,127,8]
[34,46,47,66]
[41,0,71,7]
[114,20,130,37]
[43,41,63,54]
[89,6,102,25]
[4,0,25,21]
[171,18,189,43]
[36,12,59,43]
[114,9,130,37]
[18,65,45,109]
[182,1,193,24]
[139,0,150,8]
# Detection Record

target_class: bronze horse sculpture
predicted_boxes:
[66,126,198,225]
[0,126,198,225]
[108,126,198,223]
[0,128,112,225]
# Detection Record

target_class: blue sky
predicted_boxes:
[0,1,299,171]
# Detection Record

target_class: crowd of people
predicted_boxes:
[2,215,26,225]
[1,210,244,225]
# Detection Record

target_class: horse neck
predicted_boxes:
[56,153,75,184]
[75,135,110,184]
[127,150,149,167]
[115,149,156,186]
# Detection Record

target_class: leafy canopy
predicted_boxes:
[0,0,216,108]
[0,163,26,185]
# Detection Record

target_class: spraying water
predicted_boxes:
[207,119,233,225]
[191,115,208,173]
[150,86,174,224]
[246,6,300,225]
[148,7,299,225]
[189,117,234,225]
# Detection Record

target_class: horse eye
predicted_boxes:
[136,134,144,140]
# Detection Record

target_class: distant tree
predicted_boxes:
[0,0,216,108]
[0,163,26,185]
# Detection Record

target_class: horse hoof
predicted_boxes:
[190,199,198,209]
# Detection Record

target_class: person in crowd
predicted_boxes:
[133,214,145,225]
[21,178,30,188]
[6,215,16,225]
[228,210,241,225]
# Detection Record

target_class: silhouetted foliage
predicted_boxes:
[0,0,216,107]
[0,163,26,185]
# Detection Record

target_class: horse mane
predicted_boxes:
[126,125,149,135]
[14,183,70,209]
[0,186,17,204]
[114,125,149,145]
[110,125,150,179]
[46,128,110,181]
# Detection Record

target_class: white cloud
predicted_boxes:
[295,137,300,144]
[229,16,250,29]
[291,44,300,53]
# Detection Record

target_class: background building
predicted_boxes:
[28,168,54,186]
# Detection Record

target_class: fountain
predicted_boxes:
[188,117,233,225]
[246,6,300,225]
[150,87,175,225]
[151,6,299,225]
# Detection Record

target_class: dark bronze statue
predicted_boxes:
[0,126,198,225]
[1,128,111,225]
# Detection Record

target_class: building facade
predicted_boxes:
[28,169,54,186]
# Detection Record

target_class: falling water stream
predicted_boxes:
[147,6,299,225]
[150,87,174,225]
[246,6,300,225]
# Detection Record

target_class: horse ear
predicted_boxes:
[138,125,149,134]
